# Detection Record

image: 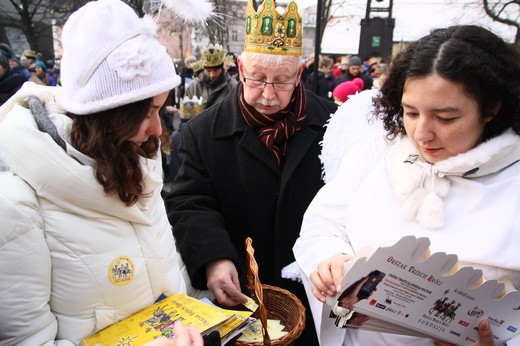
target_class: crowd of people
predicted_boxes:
[0,45,61,106]
[1,0,519,345]
[302,53,385,105]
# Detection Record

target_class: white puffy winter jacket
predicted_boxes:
[0,85,189,345]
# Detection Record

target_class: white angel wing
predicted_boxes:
[320,89,387,183]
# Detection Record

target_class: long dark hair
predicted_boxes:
[69,98,170,206]
[375,25,520,141]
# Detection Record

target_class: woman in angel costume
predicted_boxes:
[294,25,520,346]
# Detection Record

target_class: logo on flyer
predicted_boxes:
[507,326,518,333]
[375,303,386,310]
[458,320,469,327]
[467,307,483,318]
[488,317,505,327]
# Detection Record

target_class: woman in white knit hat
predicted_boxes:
[0,0,216,345]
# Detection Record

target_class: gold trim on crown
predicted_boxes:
[244,0,302,56]
[202,44,224,68]
[180,96,204,120]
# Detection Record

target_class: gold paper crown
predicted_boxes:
[179,96,204,120]
[202,44,224,68]
[244,0,302,56]
[223,55,235,64]
[192,59,204,73]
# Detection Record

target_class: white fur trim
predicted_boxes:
[281,261,302,282]
[160,0,215,23]
[416,192,444,229]
[390,131,520,229]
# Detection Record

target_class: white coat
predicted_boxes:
[294,125,520,345]
[0,84,192,345]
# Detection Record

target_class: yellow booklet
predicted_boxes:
[81,293,253,346]
[199,297,256,344]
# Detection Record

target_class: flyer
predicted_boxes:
[326,236,520,345]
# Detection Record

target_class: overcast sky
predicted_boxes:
[244,0,515,54]
[293,0,515,48]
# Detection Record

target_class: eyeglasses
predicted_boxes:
[242,77,296,91]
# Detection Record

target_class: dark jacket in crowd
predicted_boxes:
[0,69,26,106]
[304,71,334,99]
[334,70,373,90]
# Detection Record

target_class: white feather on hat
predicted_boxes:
[153,0,215,23]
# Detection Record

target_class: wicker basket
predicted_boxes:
[235,237,305,346]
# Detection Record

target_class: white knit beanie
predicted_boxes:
[60,0,181,115]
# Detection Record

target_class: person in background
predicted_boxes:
[9,54,31,80]
[294,24,520,346]
[224,52,239,80]
[165,0,337,344]
[184,44,237,112]
[0,0,217,344]
[0,43,12,59]
[0,51,27,106]
[304,55,335,100]
[0,43,31,80]
[300,52,315,84]
[51,53,61,85]
[332,56,347,78]
[169,45,238,183]
[361,53,382,76]
[332,77,364,106]
[20,49,38,69]
[371,62,389,90]
[29,60,57,86]
[178,55,197,101]
[168,95,203,182]
[333,55,372,90]
[191,59,204,79]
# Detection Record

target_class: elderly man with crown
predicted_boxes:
[184,43,238,112]
[165,0,337,344]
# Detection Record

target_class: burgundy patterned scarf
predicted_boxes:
[238,83,307,165]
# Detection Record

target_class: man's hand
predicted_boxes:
[433,320,495,346]
[206,259,248,306]
[309,254,354,303]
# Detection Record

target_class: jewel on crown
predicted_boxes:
[202,43,224,68]
[244,0,302,56]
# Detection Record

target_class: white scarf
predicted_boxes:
[389,129,520,229]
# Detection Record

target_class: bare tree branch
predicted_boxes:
[482,0,520,46]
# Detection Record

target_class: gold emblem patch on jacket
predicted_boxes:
[108,256,135,286]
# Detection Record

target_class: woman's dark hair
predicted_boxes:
[375,25,520,141]
[69,97,170,206]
